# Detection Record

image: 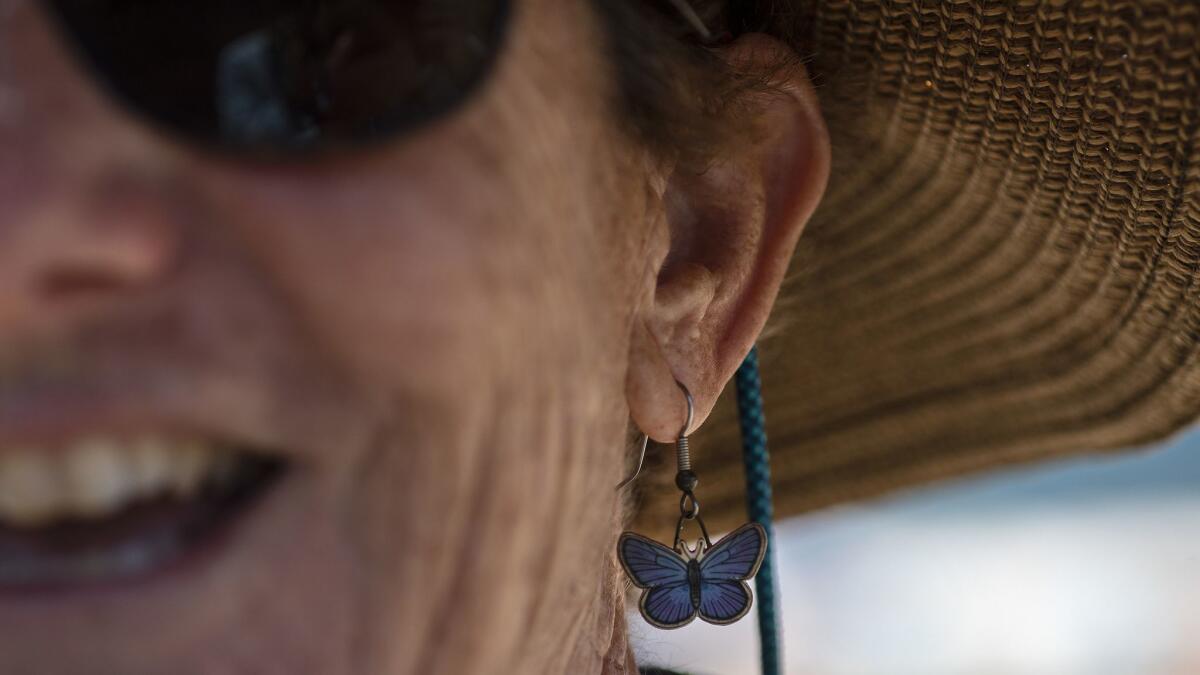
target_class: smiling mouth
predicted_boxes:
[0,437,286,588]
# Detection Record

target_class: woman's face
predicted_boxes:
[1,1,648,672]
[0,0,828,671]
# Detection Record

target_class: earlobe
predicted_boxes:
[625,32,831,442]
[627,320,692,442]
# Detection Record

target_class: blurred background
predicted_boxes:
[630,429,1200,675]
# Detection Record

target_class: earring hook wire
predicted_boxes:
[614,434,649,491]
[614,380,695,490]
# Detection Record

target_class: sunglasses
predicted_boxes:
[45,0,512,158]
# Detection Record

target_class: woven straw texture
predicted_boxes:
[635,0,1200,538]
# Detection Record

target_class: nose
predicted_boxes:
[0,175,181,334]
[0,2,184,338]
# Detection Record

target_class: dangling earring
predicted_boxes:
[615,381,767,629]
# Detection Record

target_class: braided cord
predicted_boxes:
[734,347,780,675]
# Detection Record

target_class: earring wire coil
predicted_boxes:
[613,380,696,490]
[675,382,694,473]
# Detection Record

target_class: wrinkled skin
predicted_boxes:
[0,0,828,673]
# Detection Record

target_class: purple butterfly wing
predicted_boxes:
[695,523,766,626]
[618,532,689,588]
[618,532,696,629]
[699,523,767,581]
[641,583,697,629]
[698,579,753,624]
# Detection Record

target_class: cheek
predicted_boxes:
[194,116,633,670]
[201,128,615,395]
[181,2,646,666]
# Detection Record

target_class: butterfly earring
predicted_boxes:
[615,381,767,629]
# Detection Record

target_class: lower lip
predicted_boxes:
[0,456,287,594]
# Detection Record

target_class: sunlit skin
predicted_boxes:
[0,1,829,673]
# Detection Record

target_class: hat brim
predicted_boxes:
[633,0,1200,538]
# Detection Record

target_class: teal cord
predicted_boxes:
[734,347,781,675]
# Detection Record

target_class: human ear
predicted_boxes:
[627,33,831,442]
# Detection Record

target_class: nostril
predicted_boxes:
[26,218,178,306]
[38,267,131,301]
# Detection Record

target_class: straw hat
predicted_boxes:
[633,0,1200,538]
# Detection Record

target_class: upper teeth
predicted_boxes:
[0,438,233,528]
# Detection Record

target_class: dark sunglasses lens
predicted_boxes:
[47,0,511,154]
